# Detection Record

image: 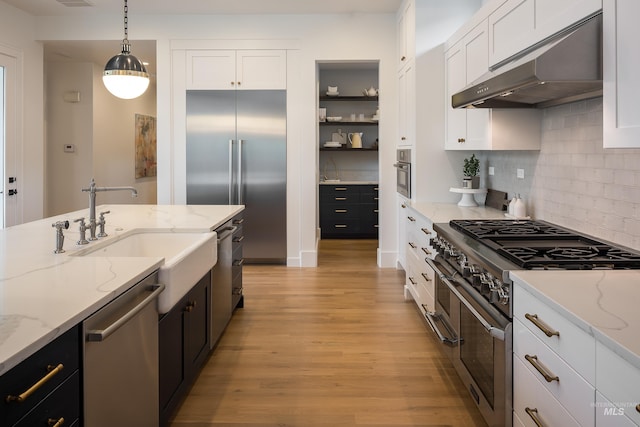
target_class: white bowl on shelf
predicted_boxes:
[326,92,339,97]
[326,116,342,122]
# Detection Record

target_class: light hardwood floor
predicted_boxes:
[169,239,487,427]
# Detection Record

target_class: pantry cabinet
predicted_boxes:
[488,0,602,67]
[319,184,378,238]
[603,0,640,148]
[186,50,286,90]
[398,61,415,147]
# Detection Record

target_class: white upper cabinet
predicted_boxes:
[186,50,286,90]
[397,0,416,71]
[489,0,602,67]
[398,61,415,146]
[603,0,640,148]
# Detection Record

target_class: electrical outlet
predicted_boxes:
[517,168,525,179]
[488,166,495,176]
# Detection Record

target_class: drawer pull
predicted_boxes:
[401,204,407,208]
[408,242,417,249]
[421,247,431,256]
[6,363,64,403]
[525,313,560,337]
[232,218,244,225]
[48,418,65,427]
[335,225,347,228]
[525,354,559,383]
[407,216,416,222]
[421,228,431,235]
[636,404,640,414]
[335,197,347,201]
[334,209,348,213]
[374,209,379,213]
[525,407,543,427]
[421,272,432,282]
[233,235,244,242]
[233,259,244,266]
[334,187,347,191]
[373,187,379,191]
[408,277,417,285]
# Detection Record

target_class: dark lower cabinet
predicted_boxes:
[159,271,211,426]
[320,184,378,238]
[0,326,81,427]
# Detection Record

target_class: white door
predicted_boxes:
[0,51,19,228]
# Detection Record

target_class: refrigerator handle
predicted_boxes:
[228,139,234,204]
[238,139,243,204]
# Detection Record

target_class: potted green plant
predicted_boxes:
[462,154,480,189]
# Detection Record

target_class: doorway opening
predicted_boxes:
[316,61,380,265]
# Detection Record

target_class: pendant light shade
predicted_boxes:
[103,0,149,99]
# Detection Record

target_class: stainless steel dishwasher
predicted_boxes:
[211,221,236,348]
[83,271,164,427]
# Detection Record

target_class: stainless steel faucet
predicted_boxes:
[81,178,138,240]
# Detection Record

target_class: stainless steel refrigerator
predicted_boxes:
[186,90,286,264]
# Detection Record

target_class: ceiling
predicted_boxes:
[2,0,403,16]
[7,0,402,80]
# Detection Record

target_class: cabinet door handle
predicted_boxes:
[525,313,560,337]
[408,276,417,285]
[407,216,416,222]
[525,407,544,427]
[6,363,64,403]
[421,272,432,282]
[230,81,235,86]
[48,418,65,427]
[525,354,559,383]
[408,242,417,249]
[237,81,241,86]
[401,136,406,141]
[184,300,197,313]
[636,404,640,414]
[421,228,431,235]
[400,55,406,61]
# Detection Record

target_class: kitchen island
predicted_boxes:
[0,204,243,376]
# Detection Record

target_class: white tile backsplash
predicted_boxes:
[484,98,640,251]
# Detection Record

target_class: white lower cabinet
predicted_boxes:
[514,319,595,427]
[513,278,640,426]
[595,342,640,426]
[402,206,436,315]
[513,355,583,427]
[596,392,638,427]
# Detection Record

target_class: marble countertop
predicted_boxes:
[510,270,640,371]
[0,204,243,375]
[406,201,506,223]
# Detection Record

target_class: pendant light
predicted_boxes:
[102,0,149,99]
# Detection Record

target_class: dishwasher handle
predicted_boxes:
[86,284,165,342]
[217,225,238,242]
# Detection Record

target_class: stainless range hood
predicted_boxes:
[452,13,602,109]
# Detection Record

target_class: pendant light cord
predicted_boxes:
[121,0,131,54]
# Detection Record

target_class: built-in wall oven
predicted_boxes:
[394,149,411,198]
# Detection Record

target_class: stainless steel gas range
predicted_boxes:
[424,219,640,427]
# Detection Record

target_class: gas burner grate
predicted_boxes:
[546,247,601,259]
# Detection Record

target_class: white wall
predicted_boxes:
[484,98,640,251]
[44,61,157,216]
[0,2,44,223]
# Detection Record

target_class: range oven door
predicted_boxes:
[427,256,513,427]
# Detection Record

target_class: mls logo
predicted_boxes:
[603,407,625,416]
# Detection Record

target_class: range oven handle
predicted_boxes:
[421,305,459,346]
[425,257,506,342]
